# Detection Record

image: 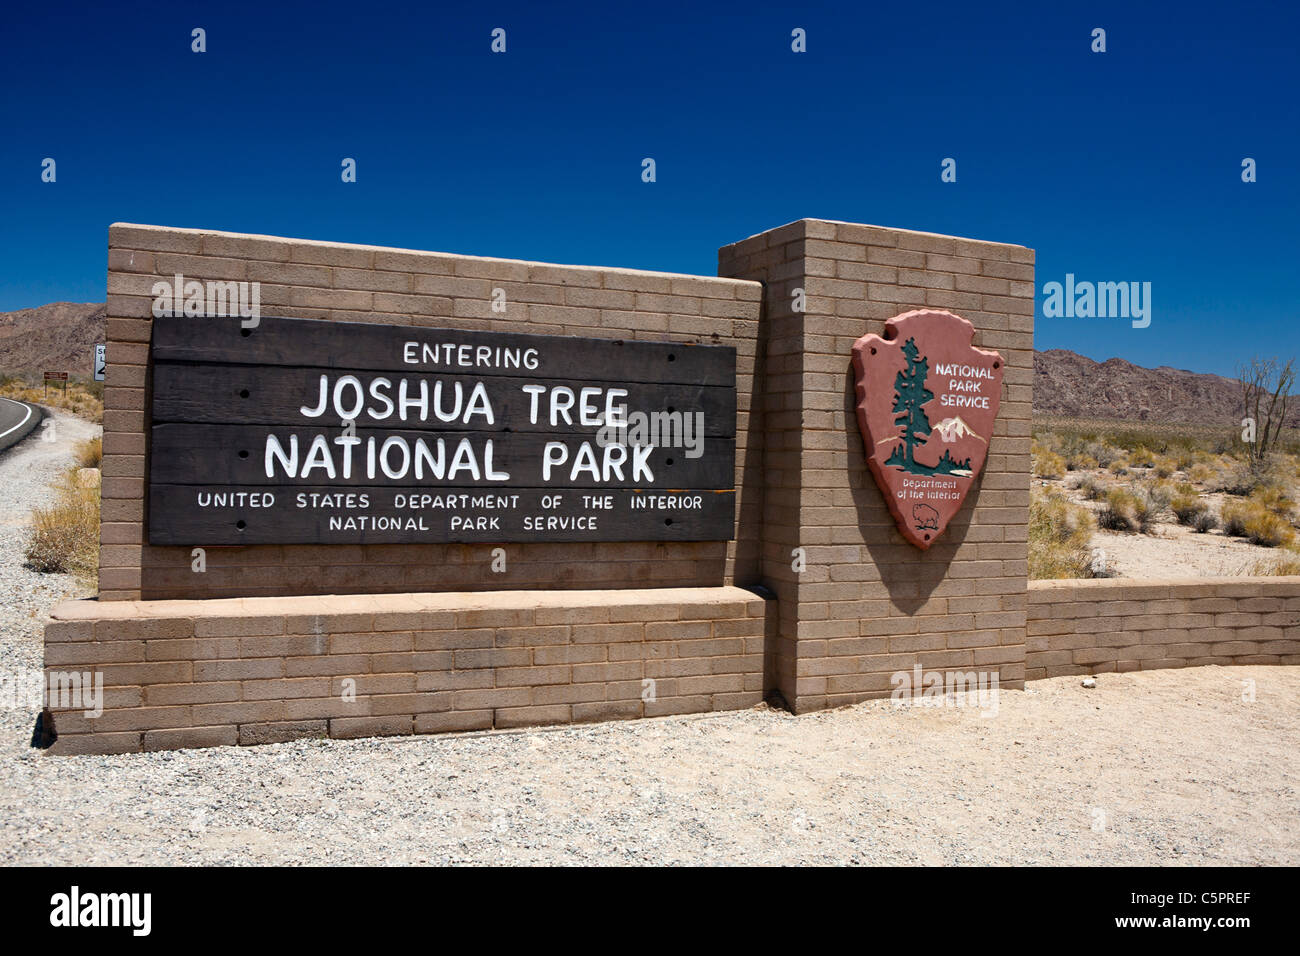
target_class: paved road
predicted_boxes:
[0,399,42,453]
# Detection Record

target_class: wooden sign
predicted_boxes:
[147,316,736,545]
[43,370,68,396]
[851,310,1003,549]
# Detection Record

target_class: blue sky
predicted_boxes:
[2,1,1296,377]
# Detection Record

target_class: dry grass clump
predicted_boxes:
[1221,500,1250,537]
[1192,510,1219,533]
[1220,499,1294,547]
[1032,448,1066,480]
[1098,481,1169,534]
[1030,488,1097,579]
[1250,544,1300,575]
[1071,473,1108,501]
[1084,440,1124,468]
[1250,485,1294,520]
[24,467,100,578]
[73,435,102,469]
[1170,488,1209,526]
[1128,446,1156,468]
[1098,488,1141,532]
[1244,509,1293,548]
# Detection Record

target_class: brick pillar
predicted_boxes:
[719,219,1034,712]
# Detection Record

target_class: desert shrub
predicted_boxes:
[1221,500,1250,537]
[1188,462,1214,484]
[1029,488,1097,579]
[1171,493,1208,526]
[1033,449,1066,480]
[74,435,103,469]
[1085,440,1123,468]
[1098,488,1141,532]
[1108,459,1129,476]
[1152,456,1176,478]
[1193,511,1219,533]
[1129,446,1156,468]
[24,467,100,577]
[1099,482,1167,533]
[1212,454,1294,498]
[1249,485,1295,519]
[1244,509,1294,548]
[1211,460,1255,496]
[1072,474,1108,501]
[1138,481,1172,531]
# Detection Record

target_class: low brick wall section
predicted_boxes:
[1026,577,1300,680]
[43,587,771,754]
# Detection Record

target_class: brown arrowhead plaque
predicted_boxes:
[851,309,1003,549]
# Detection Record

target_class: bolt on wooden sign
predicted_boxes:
[147,315,736,544]
[852,310,1003,549]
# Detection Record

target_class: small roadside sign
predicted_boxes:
[94,344,106,381]
[43,370,68,396]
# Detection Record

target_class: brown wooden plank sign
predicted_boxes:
[851,310,1003,549]
[147,316,736,545]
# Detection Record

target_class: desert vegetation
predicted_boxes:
[23,437,101,579]
[1031,416,1300,578]
[0,373,103,422]
[1029,487,1096,579]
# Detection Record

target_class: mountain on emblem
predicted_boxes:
[851,309,1003,549]
[931,416,984,444]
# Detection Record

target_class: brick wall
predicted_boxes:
[102,224,764,601]
[43,587,771,754]
[1027,577,1300,678]
[719,219,1035,712]
[45,220,1300,755]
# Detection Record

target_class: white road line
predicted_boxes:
[0,398,34,441]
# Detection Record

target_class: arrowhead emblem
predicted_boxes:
[851,309,1003,549]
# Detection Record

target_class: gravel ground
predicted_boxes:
[1,417,1297,865]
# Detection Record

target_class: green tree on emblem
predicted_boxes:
[884,337,972,477]
[886,338,933,472]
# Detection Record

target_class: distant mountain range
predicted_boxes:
[1033,349,1297,426]
[0,302,1292,425]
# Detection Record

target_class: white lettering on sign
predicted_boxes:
[932,361,993,410]
[402,341,539,370]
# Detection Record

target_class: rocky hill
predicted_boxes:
[1033,349,1297,426]
[0,302,104,379]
